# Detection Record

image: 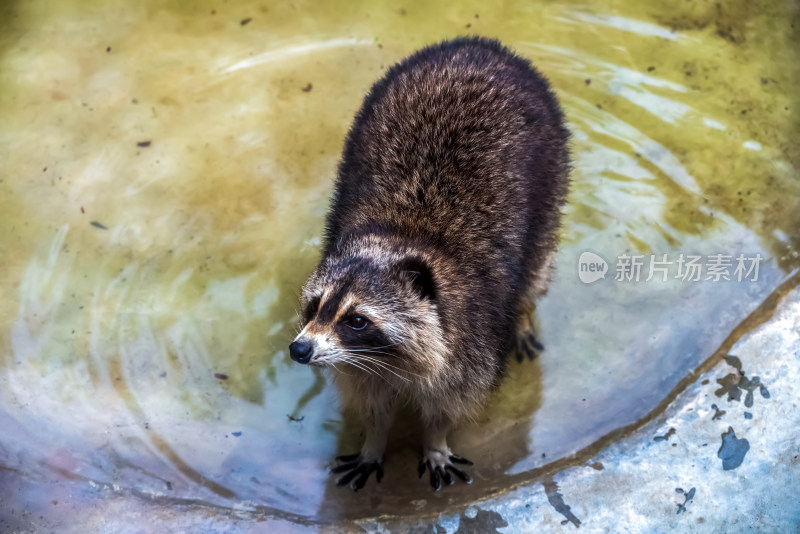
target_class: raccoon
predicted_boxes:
[290,36,569,491]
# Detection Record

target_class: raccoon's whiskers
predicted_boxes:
[355,355,411,375]
[328,361,355,377]
[349,353,424,379]
[337,353,396,385]
[347,343,400,351]
[339,355,382,379]
[346,352,412,382]
[317,356,356,377]
[347,349,398,358]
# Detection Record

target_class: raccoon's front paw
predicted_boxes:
[417,449,473,490]
[516,330,544,362]
[332,453,384,491]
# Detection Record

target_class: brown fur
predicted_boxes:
[290,37,569,490]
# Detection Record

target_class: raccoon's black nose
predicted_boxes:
[289,340,314,364]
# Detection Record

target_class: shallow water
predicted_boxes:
[0,0,798,526]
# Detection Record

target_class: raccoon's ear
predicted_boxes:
[397,257,436,301]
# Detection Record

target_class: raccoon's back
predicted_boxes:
[325,37,569,272]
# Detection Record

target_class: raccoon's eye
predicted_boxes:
[303,297,320,322]
[346,316,369,331]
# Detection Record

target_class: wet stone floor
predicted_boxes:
[0,0,798,532]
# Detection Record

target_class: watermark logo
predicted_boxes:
[578,251,609,284]
[579,252,763,284]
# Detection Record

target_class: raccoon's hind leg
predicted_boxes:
[515,312,545,362]
[514,251,555,361]
[332,382,397,491]
[417,414,473,490]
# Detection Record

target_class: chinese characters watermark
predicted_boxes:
[578,252,762,284]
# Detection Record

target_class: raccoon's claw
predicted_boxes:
[516,331,544,362]
[418,451,473,490]
[332,454,384,491]
[449,454,474,465]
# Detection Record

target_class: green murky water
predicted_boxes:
[0,0,797,527]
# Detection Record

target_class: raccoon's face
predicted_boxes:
[289,255,445,380]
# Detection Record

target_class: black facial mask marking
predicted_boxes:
[337,319,397,356]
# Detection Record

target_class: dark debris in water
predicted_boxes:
[287,414,304,422]
[717,426,750,470]
[654,427,676,442]
[231,431,242,437]
[715,354,770,408]
[214,373,228,380]
[544,479,581,528]
[675,487,696,514]
[90,221,108,230]
[454,508,508,533]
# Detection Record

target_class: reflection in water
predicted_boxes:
[0,0,798,526]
